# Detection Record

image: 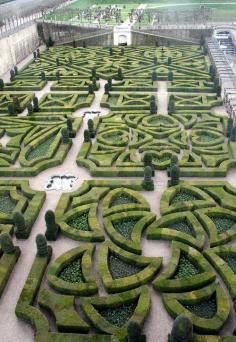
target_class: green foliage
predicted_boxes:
[92,77,97,90]
[83,40,86,48]
[170,315,193,342]
[56,70,60,82]
[67,118,73,132]
[170,155,178,168]
[143,166,154,191]
[153,56,158,65]
[88,118,95,138]
[8,103,15,116]
[152,71,157,82]
[33,96,39,112]
[104,83,110,94]
[108,78,112,90]
[227,118,233,137]
[84,129,91,142]
[109,47,113,56]
[91,67,96,78]
[45,210,59,241]
[117,68,123,80]
[27,103,33,116]
[10,69,15,81]
[230,125,236,142]
[98,301,137,327]
[61,128,70,144]
[170,164,180,186]
[88,83,94,95]
[168,71,174,81]
[67,212,90,231]
[0,79,4,90]
[128,320,141,342]
[59,257,83,283]
[0,233,15,254]
[14,212,27,239]
[36,234,48,257]
[174,252,201,279]
[109,253,144,279]
[13,96,21,113]
[47,36,54,47]
[168,96,175,114]
[150,99,156,114]
[168,57,172,65]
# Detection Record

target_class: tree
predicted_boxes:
[84,129,91,142]
[67,118,73,132]
[153,56,158,65]
[168,95,175,114]
[56,70,60,83]
[227,117,233,137]
[41,71,46,81]
[170,164,180,186]
[14,66,18,75]
[36,234,48,257]
[14,212,27,239]
[83,40,86,48]
[104,83,110,95]
[61,128,70,144]
[203,46,208,55]
[109,47,113,55]
[37,48,40,58]
[152,71,157,82]
[27,103,33,116]
[10,69,15,82]
[91,67,96,79]
[120,47,124,56]
[0,233,15,254]
[0,79,4,90]
[168,71,174,81]
[117,68,123,80]
[169,315,193,342]
[45,210,59,241]
[128,321,141,342]
[230,125,236,142]
[209,64,216,80]
[143,152,152,167]
[92,77,97,91]
[33,51,37,60]
[108,78,112,90]
[73,40,76,48]
[88,119,95,138]
[168,57,172,65]
[33,96,39,112]
[88,84,94,95]
[8,103,15,116]
[13,96,21,113]
[170,154,178,168]
[142,166,154,191]
[155,40,159,47]
[200,33,205,46]
[150,99,156,114]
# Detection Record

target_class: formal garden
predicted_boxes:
[0,44,236,342]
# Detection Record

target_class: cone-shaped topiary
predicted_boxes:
[143,152,152,167]
[170,164,180,186]
[92,77,97,90]
[36,234,48,257]
[227,118,233,137]
[73,40,76,48]
[37,48,40,58]
[45,210,59,241]
[41,71,46,81]
[88,84,94,95]
[109,47,113,55]
[33,96,39,112]
[142,166,154,191]
[170,154,178,167]
[27,103,33,116]
[120,47,124,55]
[108,78,112,90]
[152,71,157,82]
[128,321,141,342]
[61,128,70,144]
[56,71,60,82]
[168,97,175,114]
[13,96,21,113]
[8,103,15,116]
[0,79,4,90]
[14,66,18,75]
[10,69,15,81]
[117,68,123,80]
[84,129,91,142]
[83,40,86,48]
[104,83,110,95]
[91,67,96,79]
[153,56,158,65]
[0,233,15,254]
[14,212,27,239]
[150,100,156,114]
[33,51,37,60]
[168,71,174,81]
[168,57,172,65]
[169,315,193,342]
[230,125,236,142]
[88,119,95,138]
[47,36,54,47]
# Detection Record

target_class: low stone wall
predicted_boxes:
[0,23,39,76]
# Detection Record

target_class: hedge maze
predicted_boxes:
[1,43,236,341]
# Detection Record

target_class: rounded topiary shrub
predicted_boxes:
[14,212,27,239]
[45,210,59,241]
[169,315,193,342]
[0,233,15,254]
[170,164,180,186]
[36,234,48,257]
[142,166,154,191]
[84,129,91,142]
[88,119,95,138]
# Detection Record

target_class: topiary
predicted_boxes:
[27,103,33,116]
[117,68,123,80]
[33,51,37,60]
[56,70,60,82]
[33,96,39,112]
[128,321,141,342]
[153,56,158,65]
[88,119,95,138]
[92,77,97,91]
[0,233,15,254]
[152,71,157,82]
[168,57,172,65]
[170,164,180,186]
[10,69,15,82]
[150,100,156,114]
[143,152,152,167]
[61,128,70,144]
[56,58,60,66]
[109,47,113,55]
[170,154,178,167]
[88,83,94,95]
[200,33,205,46]
[108,78,112,90]
[47,36,54,47]
[37,48,40,58]
[227,118,233,137]
[45,210,59,241]
[14,66,18,75]
[142,166,154,191]
[84,129,91,142]
[168,71,174,81]
[104,83,110,95]
[168,96,175,114]
[8,103,15,116]
[230,125,236,142]
[169,315,193,342]
[91,67,96,79]
[83,40,86,48]
[14,212,27,239]
[73,40,76,48]
[36,234,48,257]
[41,71,46,81]
[13,96,21,113]
[0,79,4,90]
[120,47,124,56]
[67,118,73,132]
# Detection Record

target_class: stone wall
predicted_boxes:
[0,23,39,76]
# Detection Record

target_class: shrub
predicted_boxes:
[56,58,60,67]
[27,103,33,116]
[36,234,48,257]
[108,78,112,90]
[37,48,40,58]
[150,100,156,114]
[104,83,110,95]
[128,321,141,342]
[230,125,236,142]
[91,67,96,79]
[117,68,123,80]
[83,40,86,48]
[61,128,70,144]
[200,33,205,46]
[168,96,175,114]
[41,71,46,81]
[88,119,95,138]
[142,166,154,191]
[152,71,157,82]
[0,79,4,90]
[109,47,113,55]
[92,77,97,90]
[170,155,178,167]
[14,212,27,239]
[0,233,15,254]
[14,66,18,75]
[56,70,60,82]
[33,96,39,112]
[13,96,21,113]
[45,210,59,241]
[73,40,76,48]
[168,71,174,81]
[143,152,152,167]
[170,164,180,186]
[120,47,124,56]
[154,56,158,65]
[155,40,159,47]
[47,36,54,47]
[209,64,216,79]
[33,51,37,60]
[168,57,172,65]
[10,69,15,81]
[8,103,15,116]
[88,84,94,95]
[227,118,233,137]
[67,118,73,132]
[84,129,91,142]
[169,315,193,342]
